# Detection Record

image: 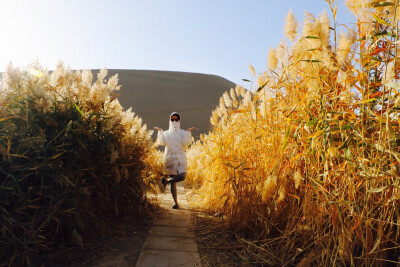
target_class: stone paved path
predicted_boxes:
[135,184,202,267]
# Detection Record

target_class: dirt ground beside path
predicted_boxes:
[191,211,254,267]
[68,214,154,267]
[185,187,254,267]
[86,217,153,266]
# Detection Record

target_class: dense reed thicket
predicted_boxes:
[187,0,400,265]
[0,63,157,266]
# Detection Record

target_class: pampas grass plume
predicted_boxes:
[284,9,298,42]
[268,48,278,71]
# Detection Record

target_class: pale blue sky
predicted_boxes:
[0,0,354,85]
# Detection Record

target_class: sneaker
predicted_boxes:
[172,204,179,209]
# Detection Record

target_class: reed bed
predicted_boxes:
[187,1,400,265]
[0,62,158,266]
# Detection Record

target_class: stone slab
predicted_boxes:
[155,209,191,218]
[149,225,194,238]
[159,199,188,207]
[160,193,186,199]
[135,249,201,267]
[159,196,187,202]
[153,214,192,228]
[142,235,198,252]
[165,188,185,193]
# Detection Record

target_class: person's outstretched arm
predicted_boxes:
[154,127,167,146]
[183,127,195,147]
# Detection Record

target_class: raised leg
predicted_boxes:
[166,173,186,209]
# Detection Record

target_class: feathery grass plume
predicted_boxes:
[230,88,239,107]
[277,184,287,203]
[339,87,352,103]
[262,175,277,202]
[345,0,371,15]
[321,47,336,70]
[337,31,353,63]
[276,38,288,63]
[307,78,320,102]
[82,69,93,85]
[302,10,331,49]
[248,63,256,77]
[292,38,309,70]
[219,102,227,117]
[243,90,252,106]
[257,74,265,87]
[284,9,298,42]
[294,171,302,189]
[257,71,271,88]
[223,91,233,107]
[345,0,375,36]
[302,11,317,44]
[210,110,219,126]
[219,96,225,107]
[337,69,348,88]
[267,48,278,71]
[318,10,331,47]
[383,60,396,84]
[235,85,246,97]
[378,0,400,21]
[30,68,43,78]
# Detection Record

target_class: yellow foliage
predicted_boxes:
[187,2,400,265]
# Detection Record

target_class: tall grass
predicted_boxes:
[187,1,400,265]
[0,62,157,266]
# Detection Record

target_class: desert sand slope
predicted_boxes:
[104,70,236,139]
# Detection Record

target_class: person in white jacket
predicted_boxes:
[154,112,195,209]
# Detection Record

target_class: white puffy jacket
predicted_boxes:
[157,113,192,175]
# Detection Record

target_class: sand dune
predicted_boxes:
[104,70,236,139]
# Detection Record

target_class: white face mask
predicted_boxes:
[171,121,180,131]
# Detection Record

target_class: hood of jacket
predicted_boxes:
[169,112,181,132]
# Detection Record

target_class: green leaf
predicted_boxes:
[305,36,320,39]
[64,120,73,137]
[280,125,292,155]
[374,31,396,37]
[336,156,357,163]
[388,122,396,141]
[306,120,317,127]
[293,122,303,140]
[355,98,378,104]
[256,81,268,93]
[242,79,251,82]
[73,102,84,117]
[326,111,349,114]
[368,186,387,193]
[301,60,322,63]
[340,200,355,205]
[372,14,390,26]
[371,1,395,7]
[323,125,353,133]
[371,56,384,62]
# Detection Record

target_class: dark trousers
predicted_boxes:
[167,172,186,204]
